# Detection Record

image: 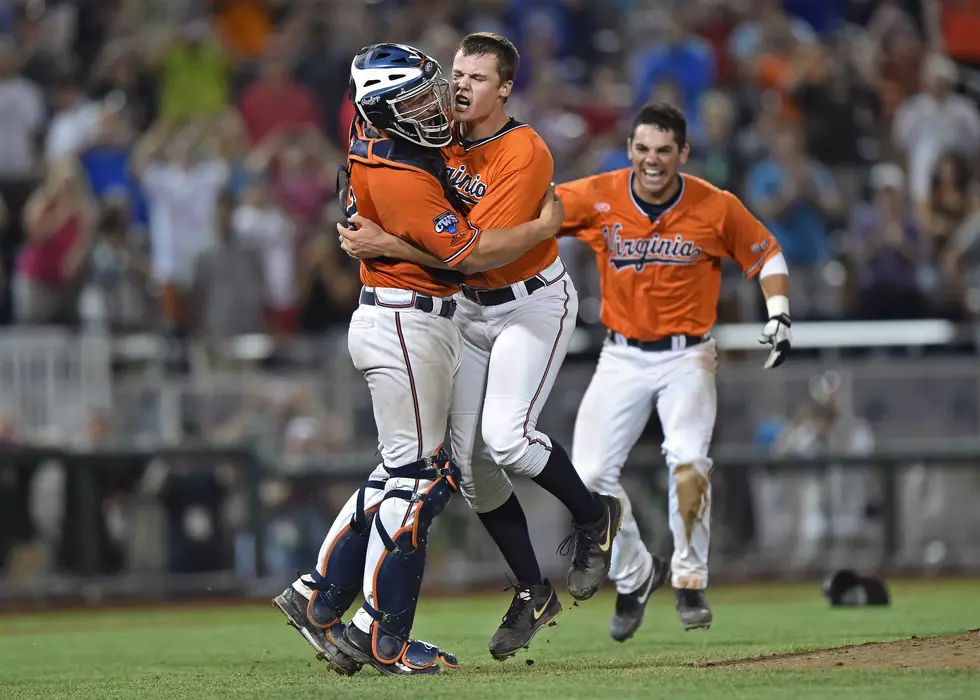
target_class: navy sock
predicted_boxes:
[532,440,602,525]
[477,493,543,586]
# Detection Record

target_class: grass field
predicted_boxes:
[1,580,978,699]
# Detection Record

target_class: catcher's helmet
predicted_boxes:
[349,43,452,148]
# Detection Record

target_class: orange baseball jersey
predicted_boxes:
[557,170,781,340]
[441,119,558,289]
[345,121,481,296]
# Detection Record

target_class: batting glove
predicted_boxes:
[759,295,791,369]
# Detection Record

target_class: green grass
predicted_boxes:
[0,580,978,699]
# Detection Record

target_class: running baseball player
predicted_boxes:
[272,43,565,677]
[556,103,792,640]
[338,33,623,661]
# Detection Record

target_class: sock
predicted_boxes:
[477,493,543,585]
[532,440,603,525]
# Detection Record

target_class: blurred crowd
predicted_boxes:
[11,0,980,586]
[2,0,980,342]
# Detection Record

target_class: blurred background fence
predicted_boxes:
[3,324,980,609]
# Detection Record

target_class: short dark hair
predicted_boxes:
[456,32,519,84]
[630,103,687,149]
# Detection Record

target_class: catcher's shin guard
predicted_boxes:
[308,478,386,627]
[359,448,461,672]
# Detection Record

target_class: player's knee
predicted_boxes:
[481,413,527,468]
[663,441,712,474]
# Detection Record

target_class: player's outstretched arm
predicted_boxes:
[338,185,564,273]
[757,254,791,369]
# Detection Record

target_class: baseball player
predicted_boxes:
[338,33,623,661]
[556,103,792,640]
[272,43,565,677]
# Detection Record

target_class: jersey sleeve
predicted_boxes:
[466,139,553,230]
[556,177,605,253]
[720,190,782,278]
[370,168,481,267]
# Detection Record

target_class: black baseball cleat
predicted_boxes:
[609,554,670,642]
[561,493,624,601]
[272,583,362,676]
[489,579,562,660]
[675,587,713,630]
[333,622,458,675]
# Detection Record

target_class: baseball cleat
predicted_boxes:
[272,584,362,676]
[489,578,562,660]
[674,587,712,630]
[562,493,624,601]
[333,623,457,676]
[609,553,670,642]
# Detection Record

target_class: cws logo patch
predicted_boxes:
[433,210,459,235]
[603,223,702,271]
[433,210,472,246]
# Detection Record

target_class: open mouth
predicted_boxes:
[642,167,665,181]
[454,94,471,111]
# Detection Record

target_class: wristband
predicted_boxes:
[766,295,790,319]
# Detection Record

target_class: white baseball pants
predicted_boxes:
[340,288,460,634]
[449,257,579,513]
[572,337,718,592]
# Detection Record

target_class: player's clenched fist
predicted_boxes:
[758,309,791,369]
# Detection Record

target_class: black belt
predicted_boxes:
[461,276,546,306]
[360,289,456,319]
[608,330,707,351]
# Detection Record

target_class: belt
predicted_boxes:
[461,276,546,306]
[608,330,708,352]
[359,288,456,319]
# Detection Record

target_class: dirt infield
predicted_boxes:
[704,630,980,670]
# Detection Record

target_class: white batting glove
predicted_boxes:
[758,295,792,369]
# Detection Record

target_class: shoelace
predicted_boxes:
[556,523,597,571]
[499,576,532,628]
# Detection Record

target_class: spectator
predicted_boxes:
[13,158,96,326]
[210,0,274,60]
[921,151,980,256]
[0,36,45,223]
[10,2,61,87]
[864,2,924,131]
[88,43,158,132]
[846,163,930,320]
[191,191,266,341]
[237,34,321,145]
[293,14,354,146]
[232,179,300,336]
[154,19,231,123]
[687,89,743,194]
[297,203,360,334]
[575,64,631,140]
[132,120,229,334]
[510,64,588,182]
[728,0,815,70]
[80,190,155,332]
[246,127,337,228]
[45,71,137,165]
[631,11,715,122]
[746,123,842,319]
[893,53,980,208]
[790,39,879,170]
